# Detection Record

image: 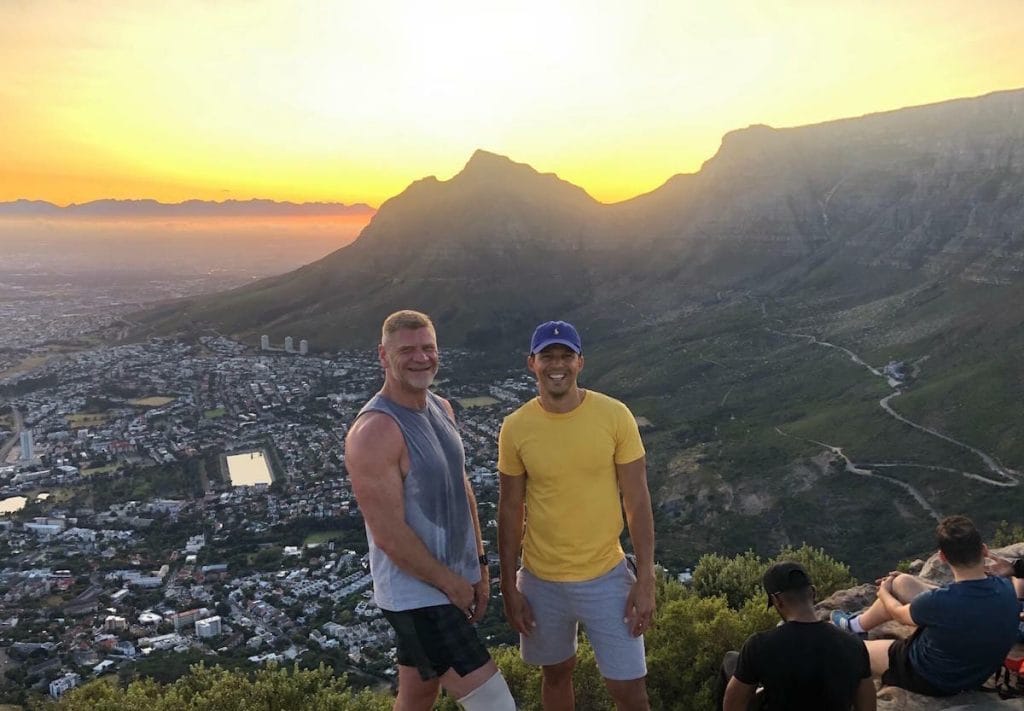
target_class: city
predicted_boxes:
[0,334,536,702]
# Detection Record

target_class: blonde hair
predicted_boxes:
[381,310,435,341]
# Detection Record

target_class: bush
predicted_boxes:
[693,545,856,609]
[646,593,775,711]
[992,520,1024,548]
[50,663,391,711]
[772,544,855,599]
[692,550,764,608]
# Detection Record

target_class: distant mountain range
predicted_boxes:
[134,87,1024,575]
[0,198,375,218]
[137,88,1024,348]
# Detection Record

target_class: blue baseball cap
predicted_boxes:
[530,321,582,354]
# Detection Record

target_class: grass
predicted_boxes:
[204,407,227,419]
[67,413,109,428]
[82,463,120,477]
[582,282,1024,577]
[129,396,176,407]
[457,396,498,408]
[304,530,346,546]
[0,354,50,379]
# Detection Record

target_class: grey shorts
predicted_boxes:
[517,559,646,681]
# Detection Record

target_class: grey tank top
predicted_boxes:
[356,391,480,611]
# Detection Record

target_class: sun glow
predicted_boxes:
[1,0,1022,206]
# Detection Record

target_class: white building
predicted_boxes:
[299,339,309,355]
[49,673,80,699]
[195,615,222,638]
[260,334,270,350]
[19,430,33,461]
[284,336,294,353]
[185,533,206,554]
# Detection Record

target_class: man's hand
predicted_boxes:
[502,586,536,636]
[624,574,656,637]
[987,554,1015,578]
[875,572,898,592]
[441,573,475,616]
[469,566,490,623]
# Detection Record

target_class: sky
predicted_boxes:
[2,0,1023,207]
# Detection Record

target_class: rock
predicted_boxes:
[876,684,1024,710]
[816,583,877,618]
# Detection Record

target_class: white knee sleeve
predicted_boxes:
[457,671,516,711]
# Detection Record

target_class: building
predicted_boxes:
[260,334,270,350]
[103,615,127,632]
[284,336,294,353]
[299,339,309,355]
[19,429,33,461]
[195,615,222,638]
[185,533,206,554]
[169,607,210,631]
[49,672,80,699]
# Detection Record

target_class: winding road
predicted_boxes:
[768,327,1020,518]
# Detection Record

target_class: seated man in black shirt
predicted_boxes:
[723,562,876,711]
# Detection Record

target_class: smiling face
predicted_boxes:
[528,344,583,400]
[380,326,439,394]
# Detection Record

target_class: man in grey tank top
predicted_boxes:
[346,310,515,710]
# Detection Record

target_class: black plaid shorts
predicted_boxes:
[382,604,491,681]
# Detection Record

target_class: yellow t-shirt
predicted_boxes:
[497,390,646,582]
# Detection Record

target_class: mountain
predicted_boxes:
[0,198,375,218]
[135,88,1024,576]
[138,150,623,347]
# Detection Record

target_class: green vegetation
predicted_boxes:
[993,521,1024,549]
[49,664,389,711]
[49,548,855,711]
[81,464,120,477]
[66,413,109,429]
[70,460,206,510]
[203,408,226,419]
[303,530,346,546]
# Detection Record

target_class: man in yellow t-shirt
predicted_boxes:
[498,320,656,711]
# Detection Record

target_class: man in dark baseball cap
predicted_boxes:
[720,562,875,711]
[529,320,582,354]
[763,562,813,609]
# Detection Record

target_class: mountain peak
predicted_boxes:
[459,149,534,177]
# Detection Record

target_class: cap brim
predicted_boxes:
[531,338,581,354]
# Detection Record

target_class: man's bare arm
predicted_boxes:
[498,472,535,634]
[723,677,757,711]
[617,456,655,576]
[854,677,877,711]
[617,455,656,635]
[346,411,472,612]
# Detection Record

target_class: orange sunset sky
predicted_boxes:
[2,0,1023,208]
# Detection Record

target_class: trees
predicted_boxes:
[693,544,855,609]
[52,664,391,711]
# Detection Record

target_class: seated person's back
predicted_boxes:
[736,619,870,710]
[724,562,874,711]
[908,575,1018,692]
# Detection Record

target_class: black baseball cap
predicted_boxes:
[763,562,812,609]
